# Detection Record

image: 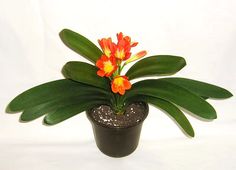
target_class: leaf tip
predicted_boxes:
[205,106,217,120]
[59,29,73,44]
[5,103,18,114]
[19,115,28,123]
[5,104,11,113]
[226,90,233,98]
[59,28,69,36]
[43,116,55,126]
[210,112,217,119]
[61,64,69,78]
[179,56,187,68]
[189,129,195,137]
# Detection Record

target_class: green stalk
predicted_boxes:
[113,94,125,115]
[120,63,126,73]
[110,60,127,115]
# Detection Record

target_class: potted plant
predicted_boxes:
[6,29,232,157]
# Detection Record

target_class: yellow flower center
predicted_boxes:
[104,48,111,57]
[113,77,124,86]
[104,61,114,73]
[115,49,125,59]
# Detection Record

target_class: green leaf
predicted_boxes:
[127,95,194,136]
[126,55,186,80]
[160,78,233,99]
[125,79,217,119]
[6,79,109,113]
[20,102,53,122]
[44,100,107,125]
[62,61,110,90]
[144,96,194,137]
[59,29,103,63]
[201,96,209,100]
[20,95,107,122]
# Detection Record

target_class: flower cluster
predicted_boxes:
[96,32,147,95]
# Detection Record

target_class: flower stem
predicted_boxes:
[120,63,126,73]
[113,93,125,115]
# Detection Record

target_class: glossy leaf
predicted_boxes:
[126,55,186,80]
[144,96,194,137]
[20,95,107,122]
[6,79,109,113]
[44,100,107,125]
[160,78,233,99]
[20,102,53,122]
[62,61,110,90]
[125,79,217,119]
[59,29,103,63]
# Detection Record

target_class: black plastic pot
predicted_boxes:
[86,102,149,158]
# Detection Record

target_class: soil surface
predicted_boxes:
[88,102,148,128]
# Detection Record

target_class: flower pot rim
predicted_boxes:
[86,101,149,130]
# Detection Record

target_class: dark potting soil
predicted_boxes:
[89,102,147,128]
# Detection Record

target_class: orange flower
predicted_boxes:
[98,38,116,57]
[114,32,138,60]
[125,50,147,64]
[111,76,132,95]
[96,55,117,77]
[117,32,138,48]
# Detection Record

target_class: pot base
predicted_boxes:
[86,102,149,158]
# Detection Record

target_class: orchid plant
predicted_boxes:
[6,29,232,137]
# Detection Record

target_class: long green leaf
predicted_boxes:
[44,100,107,125]
[125,79,217,119]
[20,102,52,122]
[160,78,233,99]
[62,61,110,90]
[127,95,194,136]
[144,96,194,137]
[126,55,186,80]
[6,79,109,113]
[20,95,107,122]
[59,29,103,63]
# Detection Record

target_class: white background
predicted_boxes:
[0,0,236,169]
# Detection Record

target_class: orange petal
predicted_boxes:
[123,80,132,90]
[117,32,123,41]
[101,55,108,61]
[111,83,118,93]
[124,36,131,42]
[96,59,104,68]
[110,76,132,95]
[98,38,115,57]
[131,42,138,47]
[97,70,105,77]
[119,89,125,95]
[105,71,114,77]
